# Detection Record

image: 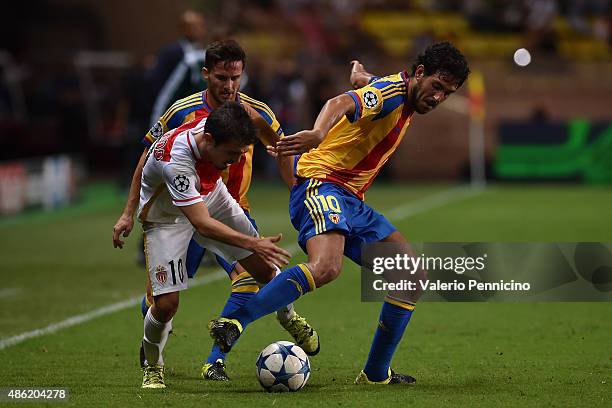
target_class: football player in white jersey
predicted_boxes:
[138,101,291,389]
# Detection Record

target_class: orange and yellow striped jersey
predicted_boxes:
[296,71,413,200]
[143,90,283,211]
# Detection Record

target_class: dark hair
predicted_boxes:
[205,101,257,146]
[411,42,470,86]
[204,39,246,71]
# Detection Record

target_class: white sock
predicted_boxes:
[276,303,295,323]
[267,266,296,323]
[143,308,172,366]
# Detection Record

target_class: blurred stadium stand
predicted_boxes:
[1,0,611,214]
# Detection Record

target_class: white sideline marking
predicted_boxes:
[386,185,481,222]
[0,186,481,350]
[0,272,225,351]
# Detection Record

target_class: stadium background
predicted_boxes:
[0,1,610,406]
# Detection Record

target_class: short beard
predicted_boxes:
[415,101,430,114]
[410,86,427,114]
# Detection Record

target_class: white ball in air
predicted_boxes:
[513,48,532,67]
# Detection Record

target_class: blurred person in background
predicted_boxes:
[147,9,207,127]
[524,0,559,54]
[122,9,208,266]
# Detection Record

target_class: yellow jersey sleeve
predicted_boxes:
[346,85,384,122]
[345,73,408,123]
[239,93,284,137]
[142,92,204,147]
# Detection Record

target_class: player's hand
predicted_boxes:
[275,130,324,157]
[112,213,134,249]
[252,234,291,268]
[350,60,371,89]
[266,144,279,158]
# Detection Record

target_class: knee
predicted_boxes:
[308,259,342,288]
[152,293,179,321]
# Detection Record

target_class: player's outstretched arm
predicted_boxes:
[112,148,148,249]
[350,60,377,89]
[179,202,291,268]
[274,93,356,157]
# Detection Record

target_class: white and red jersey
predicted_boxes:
[137,117,222,224]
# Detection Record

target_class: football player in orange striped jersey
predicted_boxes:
[208,42,470,385]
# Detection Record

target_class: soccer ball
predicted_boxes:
[256,341,310,392]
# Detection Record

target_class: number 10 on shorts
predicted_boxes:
[312,194,341,213]
[168,259,185,285]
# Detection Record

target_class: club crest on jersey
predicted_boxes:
[173,174,190,192]
[150,121,163,138]
[363,90,379,109]
[328,213,341,224]
[155,265,167,284]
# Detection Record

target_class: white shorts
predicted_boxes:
[144,179,258,296]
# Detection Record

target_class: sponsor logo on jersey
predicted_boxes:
[328,213,340,224]
[155,265,167,284]
[363,90,379,109]
[173,174,190,192]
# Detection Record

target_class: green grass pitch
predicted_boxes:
[0,182,610,407]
